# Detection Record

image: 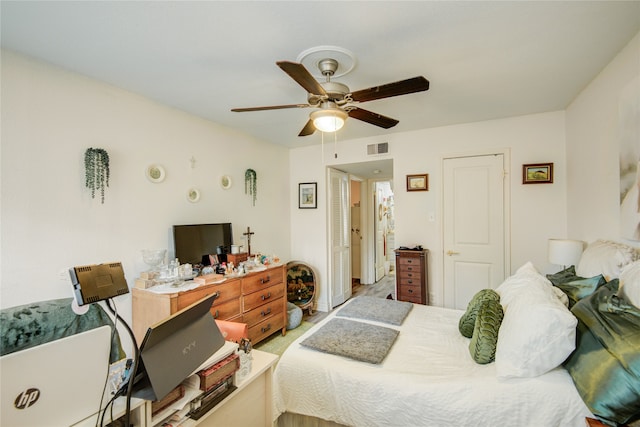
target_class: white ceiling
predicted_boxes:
[2,1,639,154]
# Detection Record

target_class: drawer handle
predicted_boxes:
[408,280,413,284]
[408,289,414,293]
[261,323,272,333]
[407,273,413,277]
[407,259,413,263]
[261,307,272,316]
[261,292,272,301]
[260,276,271,284]
[213,309,220,319]
[407,267,414,271]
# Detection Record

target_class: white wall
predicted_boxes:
[566,32,640,244]
[291,111,568,309]
[0,51,291,321]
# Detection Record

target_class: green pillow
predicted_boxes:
[459,289,500,338]
[469,299,504,364]
[564,279,640,425]
[555,275,607,308]
[546,265,578,285]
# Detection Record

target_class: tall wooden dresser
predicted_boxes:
[394,249,429,305]
[132,264,286,345]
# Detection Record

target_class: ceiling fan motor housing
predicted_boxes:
[308,81,350,105]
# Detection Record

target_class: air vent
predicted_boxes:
[367,142,388,155]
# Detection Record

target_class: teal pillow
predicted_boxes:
[469,299,504,364]
[555,275,607,308]
[546,265,578,285]
[564,279,640,425]
[459,289,500,338]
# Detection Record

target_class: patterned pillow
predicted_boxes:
[458,289,500,338]
[576,240,639,280]
[469,299,504,364]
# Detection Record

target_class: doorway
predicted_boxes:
[328,159,393,308]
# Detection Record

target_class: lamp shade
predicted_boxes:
[310,108,347,133]
[548,239,584,267]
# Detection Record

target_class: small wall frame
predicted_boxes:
[299,182,317,209]
[523,163,554,184]
[406,174,429,191]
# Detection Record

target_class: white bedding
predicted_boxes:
[273,299,592,427]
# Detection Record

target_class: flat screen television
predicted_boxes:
[173,223,233,265]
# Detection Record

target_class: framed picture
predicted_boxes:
[523,163,554,184]
[406,174,429,191]
[299,182,317,209]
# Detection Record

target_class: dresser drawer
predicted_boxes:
[243,283,284,312]
[242,298,284,327]
[176,279,241,311]
[399,263,422,275]
[210,298,241,320]
[399,284,422,301]
[242,269,283,295]
[248,312,285,344]
[398,255,422,266]
[398,275,422,286]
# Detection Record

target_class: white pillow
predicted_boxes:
[495,262,577,379]
[576,240,639,280]
[618,259,640,308]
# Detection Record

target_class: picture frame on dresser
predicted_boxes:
[299,182,317,209]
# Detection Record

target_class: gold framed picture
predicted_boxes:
[523,163,554,184]
[406,174,428,191]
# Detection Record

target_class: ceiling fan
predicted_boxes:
[231,58,430,136]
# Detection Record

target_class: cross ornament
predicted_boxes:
[243,226,255,256]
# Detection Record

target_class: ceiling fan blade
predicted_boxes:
[231,103,310,112]
[277,61,327,96]
[298,119,316,136]
[348,107,399,129]
[350,76,429,103]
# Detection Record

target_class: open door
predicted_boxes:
[329,168,351,308]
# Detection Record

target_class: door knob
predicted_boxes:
[446,250,460,256]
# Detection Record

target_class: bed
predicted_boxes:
[273,240,640,427]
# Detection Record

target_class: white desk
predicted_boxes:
[72,349,277,427]
[178,350,278,427]
[73,396,147,427]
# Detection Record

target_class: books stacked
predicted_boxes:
[189,353,240,420]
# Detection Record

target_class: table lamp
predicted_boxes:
[548,239,584,269]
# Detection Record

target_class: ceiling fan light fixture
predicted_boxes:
[310,108,348,132]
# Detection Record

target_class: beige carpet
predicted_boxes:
[254,321,314,357]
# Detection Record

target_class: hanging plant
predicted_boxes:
[84,147,110,203]
[245,168,257,206]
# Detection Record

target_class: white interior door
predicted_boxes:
[329,168,351,308]
[374,185,385,281]
[443,154,507,309]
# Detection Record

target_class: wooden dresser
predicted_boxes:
[132,264,287,345]
[394,249,429,305]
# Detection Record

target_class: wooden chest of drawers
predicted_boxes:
[132,264,287,345]
[395,249,429,305]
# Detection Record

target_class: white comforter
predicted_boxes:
[273,300,592,427]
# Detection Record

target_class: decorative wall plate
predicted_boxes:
[187,187,201,203]
[221,175,232,190]
[146,164,166,183]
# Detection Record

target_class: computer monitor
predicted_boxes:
[132,293,225,401]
